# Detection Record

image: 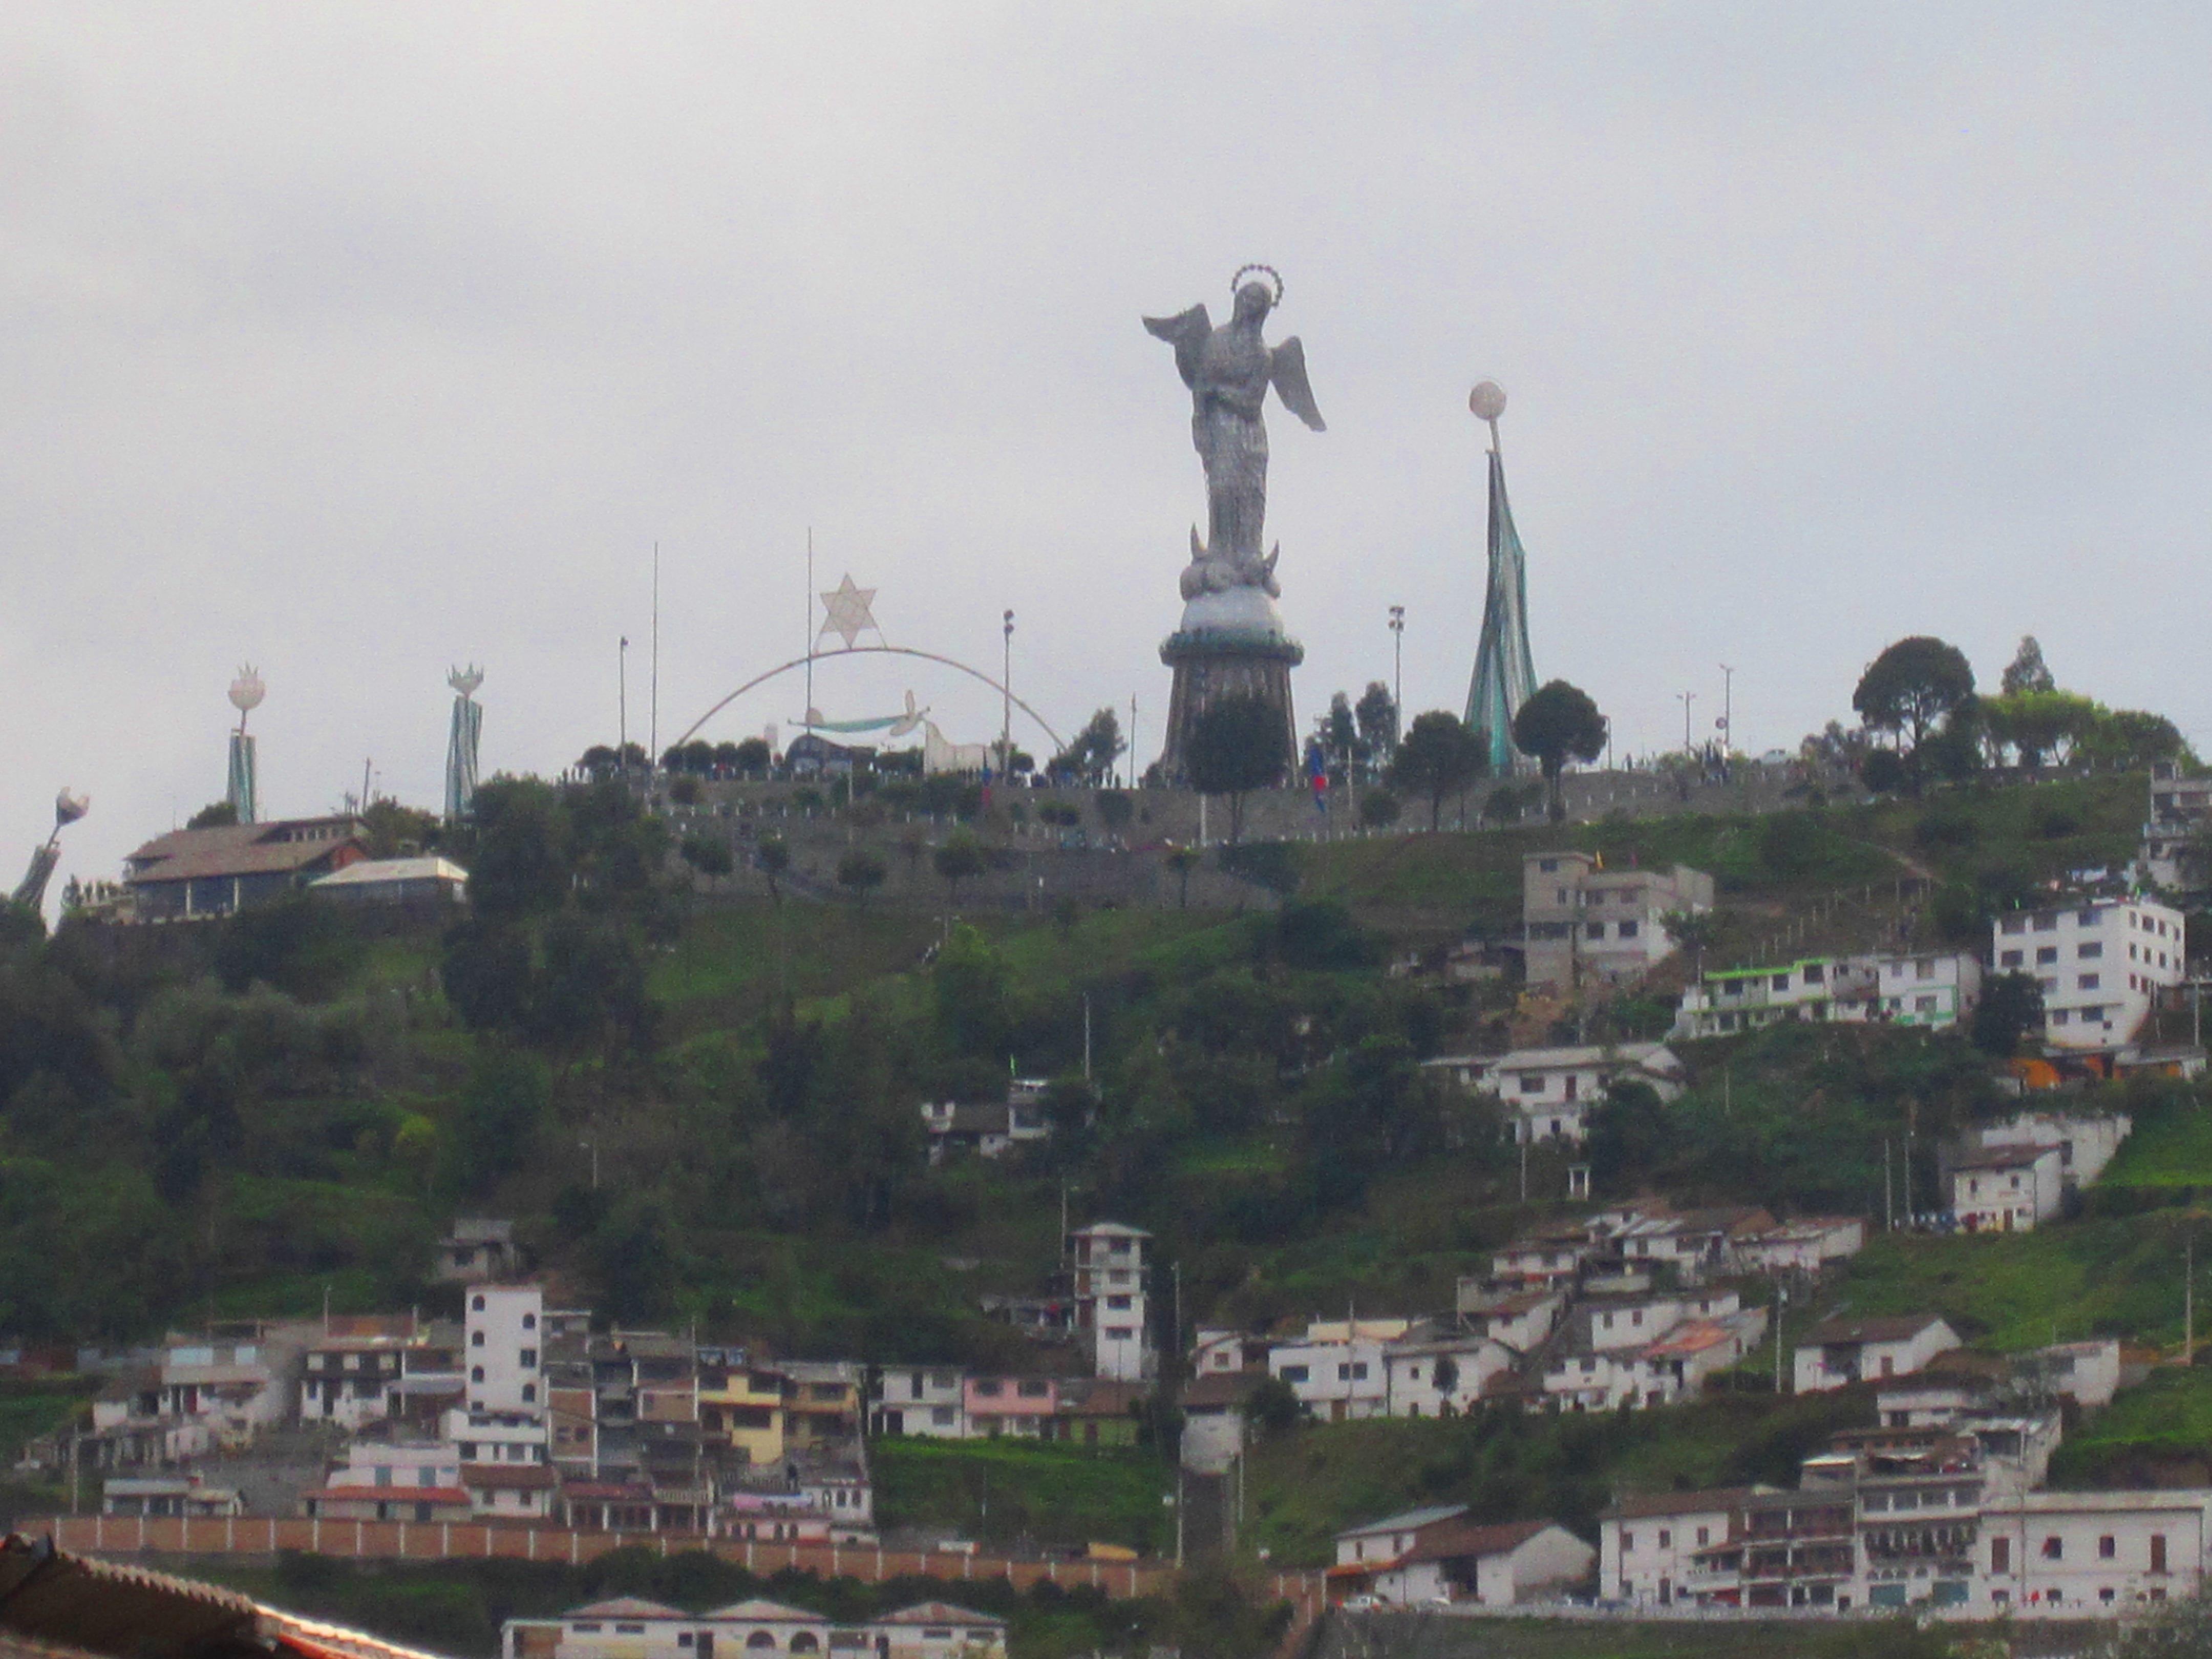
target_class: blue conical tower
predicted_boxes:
[1463,383,1537,773]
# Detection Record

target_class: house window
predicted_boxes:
[1520,1075,1542,1093]
[519,1349,537,1367]
[521,1384,536,1403]
[2053,1009,2071,1025]
[2043,1537,2063,1561]
[2033,915,2057,932]
[2001,950,2023,967]
[1915,996,1938,1013]
[1804,962,1826,983]
[1622,1530,1634,1551]
[2036,947,2058,965]
[471,1332,485,1347]
[471,1367,484,1384]
[1619,921,1639,939]
[2099,1535,2116,1559]
[1280,1366,1308,1384]
[2079,974,2100,991]
[1696,1526,1709,1546]
[1586,923,1604,940]
[1772,975,1789,992]
[1916,959,1934,979]
[2001,917,2025,934]
[472,1295,486,1311]
[2078,908,2097,926]
[1657,1529,1671,1547]
[2079,942,2103,960]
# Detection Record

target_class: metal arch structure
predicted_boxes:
[671,645,1068,755]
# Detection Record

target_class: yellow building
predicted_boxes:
[697,1347,786,1465]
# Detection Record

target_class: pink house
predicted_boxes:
[963,1375,1058,1438]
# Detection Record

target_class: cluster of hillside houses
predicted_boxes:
[1449,847,2197,1069]
[37,1220,1163,1543]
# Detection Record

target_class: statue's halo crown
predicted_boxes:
[1230,264,1285,307]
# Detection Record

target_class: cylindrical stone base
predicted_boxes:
[1157,629,1305,785]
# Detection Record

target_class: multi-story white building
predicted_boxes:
[1872,953,1984,1030]
[1673,956,1880,1039]
[1992,897,2185,1050]
[503,1599,1009,1659]
[465,1285,545,1413]
[1070,1222,1153,1381]
[2143,761,2212,893]
[1454,1287,1566,1354]
[869,1366,966,1437]
[1599,1488,1763,1607]
[1522,853,1715,991]
[1950,1144,2067,1233]
[1976,1491,2212,1617]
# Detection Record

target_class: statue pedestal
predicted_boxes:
[1157,589,1304,784]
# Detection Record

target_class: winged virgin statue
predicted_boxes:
[1144,266,1325,602]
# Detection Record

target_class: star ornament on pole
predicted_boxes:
[816,574,881,651]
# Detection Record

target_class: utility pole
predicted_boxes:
[1677,692,1695,755]
[1082,993,1093,1083]
[1718,664,1734,777]
[1130,694,1139,790]
[1388,606,1406,748]
[650,541,661,770]
[2188,1232,2196,1367]
[1884,1139,1894,1232]
[1519,1136,1529,1203]
[618,637,629,769]
[1773,1284,1788,1394]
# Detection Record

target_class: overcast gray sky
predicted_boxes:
[6,3,2210,894]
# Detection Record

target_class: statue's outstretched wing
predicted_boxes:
[1270,337,1326,431]
[1143,304,1211,390]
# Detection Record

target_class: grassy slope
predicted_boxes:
[872,1438,1173,1554]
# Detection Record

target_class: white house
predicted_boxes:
[1950,1144,2067,1232]
[1489,1227,1602,1289]
[1191,1328,1270,1376]
[501,1599,1009,1659]
[1522,852,1714,991]
[1600,1488,1762,1607]
[1993,897,2185,1050]
[1382,1336,1516,1417]
[1981,1111,2132,1187]
[1454,1288,1565,1354]
[1179,1369,1263,1475]
[1613,1207,1775,1283]
[465,1285,544,1414]
[1872,952,1984,1030]
[1976,1490,2212,1618]
[1268,1320,1406,1422]
[303,1435,470,1523]
[2018,1338,2123,1409]
[1444,1044,1686,1146]
[1734,1217,1867,1275]
[870,1366,967,1438]
[1673,956,1881,1040]
[1794,1314,1961,1393]
[1334,1507,1594,1607]
[918,1083,1051,1164]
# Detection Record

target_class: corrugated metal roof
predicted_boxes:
[310,857,468,888]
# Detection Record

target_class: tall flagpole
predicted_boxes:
[650,542,661,768]
[805,528,815,729]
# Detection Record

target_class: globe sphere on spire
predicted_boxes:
[1469,381,1507,422]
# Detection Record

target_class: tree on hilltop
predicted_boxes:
[1512,680,1607,823]
[1186,696,1287,845]
[1389,712,1484,832]
[1854,636,1974,784]
[2001,635,2056,696]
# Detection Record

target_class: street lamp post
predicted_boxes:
[1388,606,1406,748]
[1001,610,1015,780]
[1719,664,1735,776]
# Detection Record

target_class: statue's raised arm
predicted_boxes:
[1143,265,1323,600]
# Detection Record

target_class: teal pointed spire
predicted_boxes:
[1464,385,1537,773]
